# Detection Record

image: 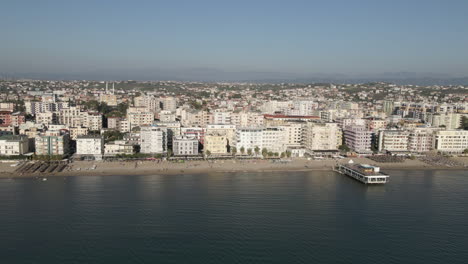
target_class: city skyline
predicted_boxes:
[1,0,468,81]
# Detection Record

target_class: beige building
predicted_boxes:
[104,140,134,155]
[304,122,339,152]
[206,124,236,146]
[127,107,154,129]
[204,132,228,155]
[69,127,89,140]
[36,112,57,125]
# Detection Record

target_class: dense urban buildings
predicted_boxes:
[0,79,466,159]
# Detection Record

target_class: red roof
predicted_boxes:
[264,114,320,119]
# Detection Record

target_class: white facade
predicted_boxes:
[235,127,263,151]
[139,126,167,154]
[434,130,468,154]
[0,135,29,156]
[76,136,104,155]
[173,136,199,156]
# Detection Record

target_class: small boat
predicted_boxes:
[42,178,48,182]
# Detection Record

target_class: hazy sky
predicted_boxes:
[1,0,468,79]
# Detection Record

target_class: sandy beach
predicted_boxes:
[1,157,467,179]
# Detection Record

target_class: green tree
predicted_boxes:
[461,116,468,130]
[262,148,268,158]
[285,151,292,158]
[254,146,260,156]
[240,146,245,155]
[247,148,253,156]
[338,144,350,152]
[205,150,211,157]
[167,149,173,158]
[280,152,285,158]
[231,147,237,156]
[463,148,468,154]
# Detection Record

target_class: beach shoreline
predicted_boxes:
[1,157,466,179]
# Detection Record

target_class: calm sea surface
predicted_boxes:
[0,170,467,264]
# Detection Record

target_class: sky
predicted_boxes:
[1,0,468,80]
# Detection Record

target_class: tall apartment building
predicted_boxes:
[127,107,154,129]
[139,126,167,154]
[35,130,70,155]
[378,130,410,152]
[279,123,303,148]
[160,97,177,112]
[83,113,103,131]
[344,125,372,153]
[262,127,287,153]
[408,128,438,153]
[303,122,339,152]
[235,127,264,151]
[134,96,161,112]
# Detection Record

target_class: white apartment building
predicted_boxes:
[344,125,372,153]
[378,130,410,152]
[139,126,167,154]
[173,136,199,156]
[0,135,29,156]
[76,135,104,155]
[235,127,264,152]
[433,130,468,154]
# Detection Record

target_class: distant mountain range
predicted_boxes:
[1,69,467,86]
